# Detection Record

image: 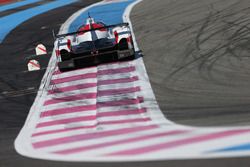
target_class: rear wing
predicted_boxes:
[56,22,129,38]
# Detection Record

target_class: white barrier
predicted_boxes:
[35,44,47,55]
[27,59,40,71]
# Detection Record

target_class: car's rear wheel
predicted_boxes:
[118,38,129,50]
[60,49,71,61]
[58,59,75,72]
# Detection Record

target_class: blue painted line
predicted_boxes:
[207,143,250,153]
[69,0,135,33]
[0,0,42,13]
[0,0,78,43]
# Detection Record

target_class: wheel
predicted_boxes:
[58,59,75,72]
[60,49,71,61]
[118,38,128,50]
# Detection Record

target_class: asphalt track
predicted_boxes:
[131,0,250,127]
[1,0,250,167]
[130,0,250,166]
[0,0,53,17]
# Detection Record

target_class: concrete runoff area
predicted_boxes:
[131,0,250,126]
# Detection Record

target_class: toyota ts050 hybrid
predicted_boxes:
[54,15,135,72]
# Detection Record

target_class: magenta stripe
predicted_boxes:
[36,115,96,128]
[48,83,97,94]
[97,97,144,108]
[44,93,97,106]
[98,108,146,117]
[40,105,97,117]
[32,118,151,137]
[53,70,61,75]
[50,66,135,85]
[50,72,97,85]
[53,66,96,75]
[32,125,97,137]
[98,66,135,75]
[51,66,135,85]
[98,76,139,86]
[98,86,140,96]
[54,130,188,154]
[106,129,250,156]
[32,117,147,137]
[101,118,151,125]
[32,125,158,149]
[33,109,147,137]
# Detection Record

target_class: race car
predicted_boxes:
[55,15,135,72]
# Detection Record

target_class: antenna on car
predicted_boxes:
[52,29,56,40]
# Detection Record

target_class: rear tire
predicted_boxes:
[60,49,71,61]
[58,59,75,72]
[118,38,128,50]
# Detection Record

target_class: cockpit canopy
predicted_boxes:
[76,17,109,42]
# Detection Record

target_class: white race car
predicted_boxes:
[55,15,135,72]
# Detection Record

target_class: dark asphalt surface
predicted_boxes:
[130,0,250,166]
[131,0,250,127]
[1,0,250,167]
[0,0,55,17]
